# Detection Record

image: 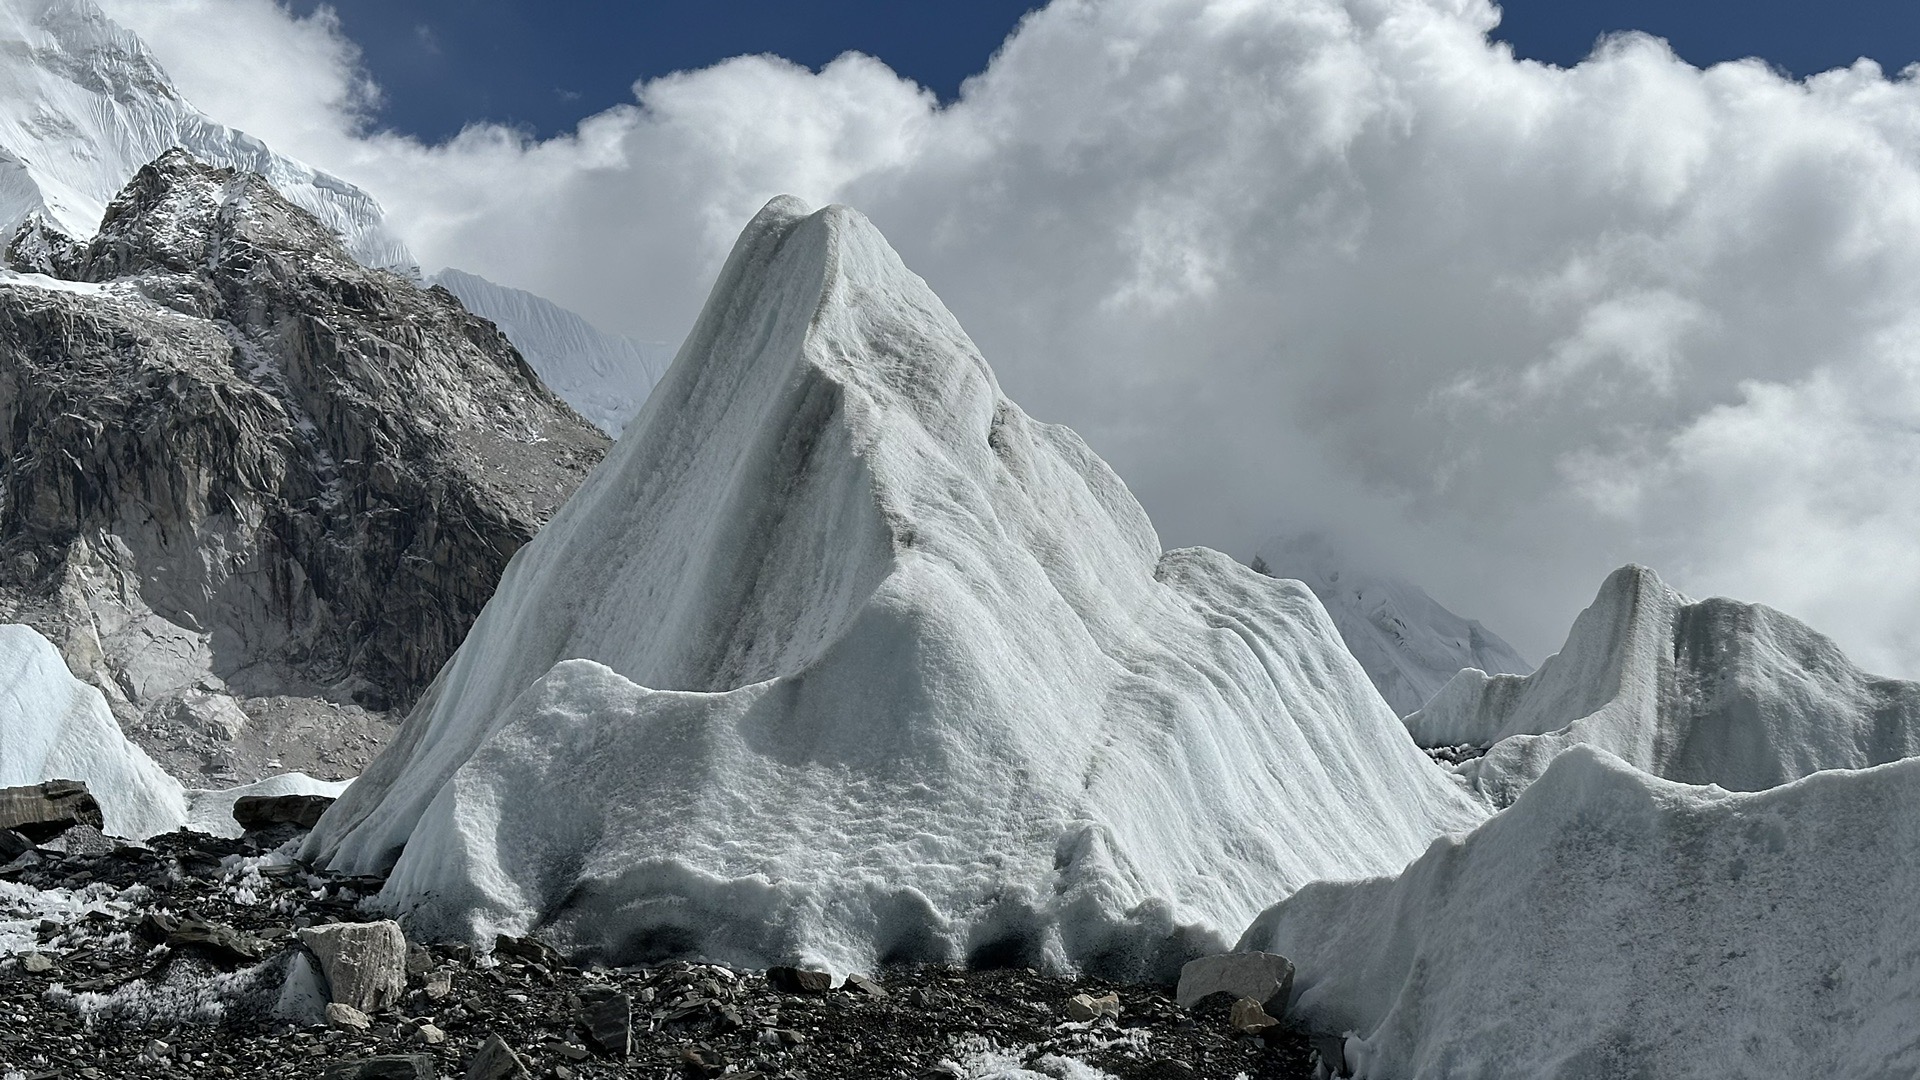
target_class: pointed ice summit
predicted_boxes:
[305,198,1486,977]
[1409,564,1920,804]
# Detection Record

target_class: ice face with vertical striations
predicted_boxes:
[1253,532,1532,717]
[430,268,673,437]
[1407,564,1920,805]
[303,197,1487,979]
[1240,746,1920,1079]
[0,622,187,839]
[0,0,414,273]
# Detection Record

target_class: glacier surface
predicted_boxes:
[1253,532,1531,717]
[430,268,672,436]
[1409,564,1920,804]
[1241,746,1920,1079]
[305,197,1487,978]
[0,0,413,273]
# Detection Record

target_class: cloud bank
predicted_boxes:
[103,0,1920,676]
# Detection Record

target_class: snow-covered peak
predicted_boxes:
[0,0,413,273]
[1253,531,1532,716]
[1408,564,1920,803]
[430,268,672,436]
[305,196,1485,977]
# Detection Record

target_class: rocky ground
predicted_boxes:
[0,822,1329,1080]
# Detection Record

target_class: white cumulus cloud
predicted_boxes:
[101,0,1920,676]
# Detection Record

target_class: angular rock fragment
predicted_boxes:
[300,920,408,1013]
[1228,997,1280,1036]
[464,1034,531,1080]
[767,966,833,994]
[326,1002,371,1031]
[844,972,889,1000]
[1176,952,1295,1015]
[0,780,103,840]
[233,794,336,831]
[318,1056,436,1080]
[0,827,31,860]
[579,983,633,1053]
[1065,992,1121,1021]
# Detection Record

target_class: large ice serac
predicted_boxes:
[430,269,673,436]
[1253,532,1532,716]
[0,0,414,273]
[304,197,1487,977]
[1408,565,1920,804]
[1241,747,1920,1079]
[0,623,186,839]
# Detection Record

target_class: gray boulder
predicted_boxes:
[1176,951,1296,1015]
[299,920,408,1013]
[0,779,102,840]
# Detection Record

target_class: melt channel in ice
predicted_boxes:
[303,196,1488,979]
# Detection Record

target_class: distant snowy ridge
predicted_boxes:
[305,197,1487,979]
[1409,564,1920,805]
[1242,746,1920,1078]
[0,623,345,838]
[430,268,671,436]
[1253,532,1531,716]
[0,0,414,273]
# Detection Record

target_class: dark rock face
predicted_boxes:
[0,778,103,840]
[234,793,336,831]
[0,149,609,784]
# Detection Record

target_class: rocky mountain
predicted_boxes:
[0,149,609,788]
[305,196,1487,980]
[429,268,672,437]
[0,0,414,273]
[1407,564,1920,805]
[1252,532,1532,716]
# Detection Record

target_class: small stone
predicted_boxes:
[844,972,890,1000]
[318,1055,437,1080]
[463,1033,531,1080]
[1176,951,1296,1016]
[301,920,409,1013]
[1228,996,1280,1036]
[326,1002,372,1031]
[1066,993,1101,1021]
[412,1023,446,1045]
[766,965,833,993]
[424,973,453,1000]
[21,952,53,973]
[0,828,35,861]
[550,1042,590,1061]
[553,1068,575,1080]
[775,1029,806,1046]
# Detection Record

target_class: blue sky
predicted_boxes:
[296,0,1920,141]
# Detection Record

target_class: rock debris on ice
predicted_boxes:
[305,196,1487,979]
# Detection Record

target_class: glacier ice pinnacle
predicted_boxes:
[1408,564,1920,804]
[304,196,1488,978]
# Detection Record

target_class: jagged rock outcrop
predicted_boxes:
[1407,564,1920,804]
[0,149,609,785]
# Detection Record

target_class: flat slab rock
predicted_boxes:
[234,793,336,831]
[0,779,104,841]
